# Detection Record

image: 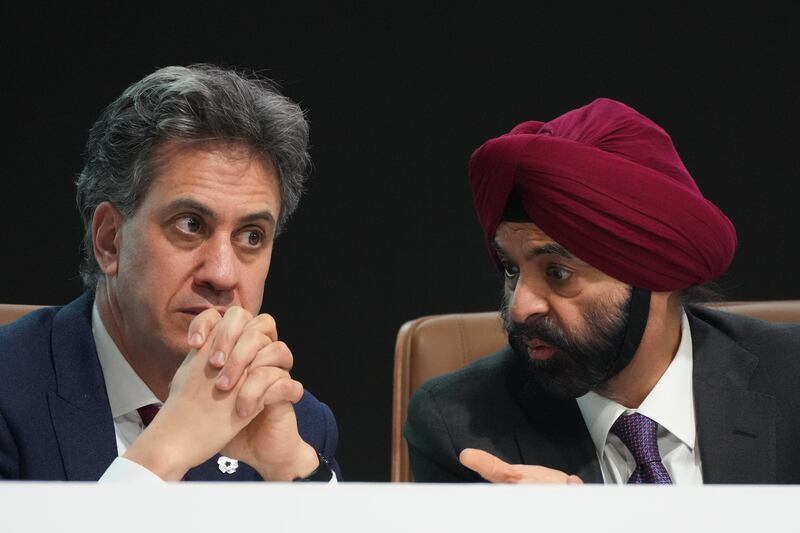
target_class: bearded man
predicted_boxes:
[404,98,800,484]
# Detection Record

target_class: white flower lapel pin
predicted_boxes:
[217,456,239,475]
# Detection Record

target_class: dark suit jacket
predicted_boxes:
[0,293,341,481]
[405,306,800,483]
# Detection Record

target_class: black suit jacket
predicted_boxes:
[0,293,341,481]
[405,306,800,483]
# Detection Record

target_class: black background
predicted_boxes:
[2,4,798,481]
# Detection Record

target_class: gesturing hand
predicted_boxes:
[460,448,584,484]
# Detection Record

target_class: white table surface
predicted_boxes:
[1,482,797,532]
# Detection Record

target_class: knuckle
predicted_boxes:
[277,378,292,395]
[225,348,247,369]
[228,306,250,320]
[250,366,273,380]
[261,312,276,328]
[238,328,268,353]
[257,366,286,386]
[291,380,304,401]
[256,313,278,339]
[239,385,258,403]
[214,325,236,349]
[273,341,293,365]
[507,466,524,483]
[279,377,299,398]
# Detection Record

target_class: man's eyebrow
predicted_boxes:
[491,239,574,260]
[527,243,574,260]
[164,198,276,226]
[239,210,276,227]
[491,239,508,258]
[165,198,215,219]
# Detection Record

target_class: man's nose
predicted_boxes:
[509,277,550,324]
[194,237,238,293]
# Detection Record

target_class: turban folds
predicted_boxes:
[469,98,737,291]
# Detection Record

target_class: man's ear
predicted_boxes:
[92,201,123,277]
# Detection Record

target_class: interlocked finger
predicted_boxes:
[235,366,289,417]
[187,308,223,349]
[249,341,294,372]
[207,307,253,370]
[211,311,278,390]
[261,376,304,406]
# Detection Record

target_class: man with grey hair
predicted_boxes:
[0,64,340,482]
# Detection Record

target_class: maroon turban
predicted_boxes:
[469,98,737,291]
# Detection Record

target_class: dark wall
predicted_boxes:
[3,4,798,480]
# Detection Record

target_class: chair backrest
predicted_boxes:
[391,300,800,482]
[0,304,43,327]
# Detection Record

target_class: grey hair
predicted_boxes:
[75,64,310,289]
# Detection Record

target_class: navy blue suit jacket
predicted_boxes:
[0,293,340,481]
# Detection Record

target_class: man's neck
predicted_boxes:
[94,282,177,401]
[601,292,683,408]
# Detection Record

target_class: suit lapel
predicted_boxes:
[47,294,118,480]
[689,311,777,483]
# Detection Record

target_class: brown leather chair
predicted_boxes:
[391,300,800,482]
[0,304,43,327]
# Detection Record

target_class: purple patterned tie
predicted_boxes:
[610,413,673,484]
[137,404,160,427]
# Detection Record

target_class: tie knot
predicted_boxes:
[137,404,161,428]
[610,412,661,466]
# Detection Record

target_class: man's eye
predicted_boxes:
[246,230,262,247]
[546,265,572,282]
[176,216,201,233]
[501,263,518,279]
[237,229,265,248]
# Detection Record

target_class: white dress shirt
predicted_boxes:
[92,303,335,483]
[93,304,165,482]
[576,311,703,484]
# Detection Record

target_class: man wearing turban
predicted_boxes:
[404,98,800,484]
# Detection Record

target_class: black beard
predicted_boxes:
[501,288,632,399]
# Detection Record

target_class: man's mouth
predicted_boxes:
[524,338,556,361]
[178,306,228,317]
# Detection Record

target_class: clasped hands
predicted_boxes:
[124,307,319,481]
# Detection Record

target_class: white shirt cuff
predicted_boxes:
[98,457,166,483]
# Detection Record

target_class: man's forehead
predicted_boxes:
[494,221,557,246]
[493,221,582,262]
[141,141,281,222]
[152,141,276,182]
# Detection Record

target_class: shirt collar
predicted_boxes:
[576,310,696,456]
[92,303,161,418]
